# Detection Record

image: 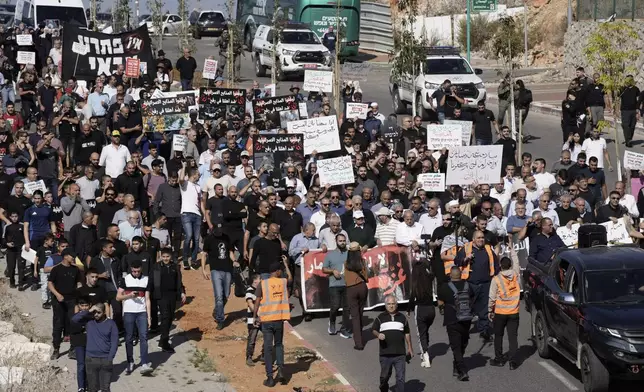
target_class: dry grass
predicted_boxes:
[0,284,47,343]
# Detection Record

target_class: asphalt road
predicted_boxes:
[160,37,641,392]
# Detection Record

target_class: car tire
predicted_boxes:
[581,344,610,392]
[415,93,430,121]
[392,88,406,114]
[534,311,552,359]
[163,27,169,35]
[255,55,266,77]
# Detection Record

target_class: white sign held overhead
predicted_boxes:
[556,223,580,247]
[24,180,47,195]
[16,34,33,46]
[16,51,36,65]
[303,70,333,93]
[600,218,633,245]
[417,173,445,192]
[287,115,341,155]
[340,62,372,81]
[172,134,188,152]
[202,58,218,79]
[446,145,503,185]
[426,124,463,150]
[71,42,89,55]
[317,156,355,186]
[444,120,472,146]
[345,102,369,119]
[623,150,644,170]
[264,84,276,97]
[298,102,308,118]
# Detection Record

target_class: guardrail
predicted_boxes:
[360,2,394,53]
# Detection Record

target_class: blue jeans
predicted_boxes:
[75,345,86,389]
[437,112,445,124]
[260,273,271,280]
[42,178,59,203]
[475,138,491,146]
[2,85,14,110]
[262,321,284,378]
[181,212,202,264]
[379,355,406,392]
[123,312,149,365]
[211,270,232,324]
[180,79,192,91]
[469,281,492,334]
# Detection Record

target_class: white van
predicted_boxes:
[14,0,87,28]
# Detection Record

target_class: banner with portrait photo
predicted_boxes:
[62,24,155,81]
[301,246,412,312]
[252,134,304,172]
[252,95,298,122]
[198,87,245,120]
[141,93,195,132]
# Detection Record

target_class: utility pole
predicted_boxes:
[134,0,139,28]
[333,0,341,119]
[523,0,528,68]
[466,0,471,62]
[567,0,572,27]
[90,0,97,30]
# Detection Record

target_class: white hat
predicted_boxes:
[375,207,392,216]
[446,200,460,208]
[353,210,365,219]
[369,102,378,108]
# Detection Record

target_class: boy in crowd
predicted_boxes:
[32,233,57,306]
[4,211,25,289]
[71,296,91,392]
[245,274,261,366]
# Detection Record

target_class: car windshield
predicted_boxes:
[585,269,644,304]
[36,6,87,27]
[200,12,225,22]
[424,58,473,74]
[140,14,151,22]
[96,13,111,22]
[280,31,320,45]
[0,12,13,25]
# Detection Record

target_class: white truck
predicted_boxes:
[252,22,332,81]
[389,47,487,120]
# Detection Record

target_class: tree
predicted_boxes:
[113,0,131,33]
[584,21,640,181]
[271,0,285,86]
[225,0,243,87]
[148,0,165,50]
[332,0,347,118]
[389,0,428,117]
[177,0,196,55]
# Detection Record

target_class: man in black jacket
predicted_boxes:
[153,173,182,255]
[150,248,186,352]
[69,211,98,265]
[222,185,247,253]
[121,236,153,275]
[115,162,147,211]
[74,123,104,165]
[89,239,124,332]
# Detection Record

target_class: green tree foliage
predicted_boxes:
[584,21,640,174]
[390,0,427,81]
[148,0,165,50]
[177,0,196,54]
[113,0,131,33]
[490,16,523,68]
[457,15,497,52]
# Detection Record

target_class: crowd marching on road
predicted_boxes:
[3,17,644,392]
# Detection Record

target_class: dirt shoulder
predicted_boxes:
[178,270,349,392]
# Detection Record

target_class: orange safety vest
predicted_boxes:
[492,274,520,315]
[443,245,469,280]
[257,277,291,322]
[461,242,495,280]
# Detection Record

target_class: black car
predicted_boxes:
[189,10,226,39]
[524,246,644,392]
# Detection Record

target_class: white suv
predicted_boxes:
[389,47,487,120]
[252,23,332,80]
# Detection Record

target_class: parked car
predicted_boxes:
[139,13,183,35]
[188,10,226,39]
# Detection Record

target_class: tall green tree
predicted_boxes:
[148,0,165,50]
[584,21,639,180]
[177,0,196,55]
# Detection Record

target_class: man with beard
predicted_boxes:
[69,211,98,265]
[115,161,147,212]
[205,183,225,232]
[154,173,183,255]
[221,185,247,254]
[74,123,104,166]
[595,190,629,224]
[322,233,351,338]
[92,187,122,238]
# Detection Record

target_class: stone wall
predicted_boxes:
[564,21,644,84]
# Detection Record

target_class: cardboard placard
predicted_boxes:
[17,51,35,65]
[286,115,341,155]
[426,124,463,150]
[417,173,445,192]
[624,150,644,170]
[446,145,503,185]
[600,217,633,244]
[444,120,473,146]
[556,223,580,247]
[172,134,188,152]
[24,180,47,195]
[71,42,89,55]
[298,102,308,118]
[317,156,355,186]
[345,102,368,120]
[303,70,333,93]
[16,34,33,46]
[202,58,218,79]
[125,57,140,78]
[341,62,371,82]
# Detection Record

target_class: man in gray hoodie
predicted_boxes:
[61,183,91,239]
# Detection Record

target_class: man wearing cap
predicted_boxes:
[235,150,254,178]
[290,85,304,101]
[48,248,82,360]
[156,50,173,79]
[375,207,399,246]
[369,102,386,123]
[346,210,376,251]
[99,130,131,178]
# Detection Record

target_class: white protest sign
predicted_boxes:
[341,62,372,82]
[303,70,333,93]
[202,58,218,79]
[24,180,47,195]
[172,134,188,152]
[298,102,308,118]
[264,84,276,97]
[444,120,472,146]
[600,217,633,244]
[21,246,37,266]
[345,102,368,119]
[317,156,355,186]
[71,42,89,55]
[417,173,445,192]
[16,34,33,46]
[624,150,644,170]
[287,115,340,155]
[446,145,503,185]
[427,124,463,150]
[556,223,580,247]
[16,51,35,65]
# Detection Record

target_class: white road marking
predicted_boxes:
[538,361,579,391]
[290,329,303,340]
[334,373,350,385]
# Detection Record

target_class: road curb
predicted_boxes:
[486,93,644,133]
[284,320,357,391]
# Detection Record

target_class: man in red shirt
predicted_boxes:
[2,101,24,134]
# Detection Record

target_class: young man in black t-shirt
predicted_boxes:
[472,101,498,146]
[48,248,82,359]
[32,232,56,295]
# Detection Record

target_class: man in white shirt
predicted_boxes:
[395,210,425,250]
[375,207,399,246]
[606,181,639,218]
[532,158,556,191]
[283,167,307,198]
[75,166,100,203]
[198,138,218,167]
[203,163,226,199]
[310,198,333,236]
[489,181,511,210]
[99,131,131,178]
[581,129,612,170]
[234,151,254,178]
[506,188,534,217]
[141,144,167,176]
[418,199,442,237]
[535,194,560,228]
[179,162,204,269]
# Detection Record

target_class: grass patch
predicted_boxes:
[189,348,217,372]
[285,346,320,362]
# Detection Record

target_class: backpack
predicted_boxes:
[448,281,473,322]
